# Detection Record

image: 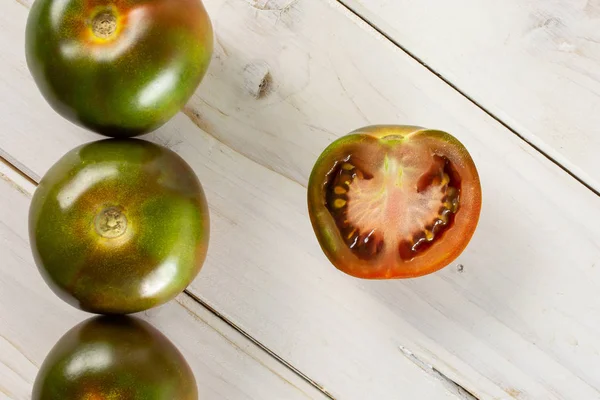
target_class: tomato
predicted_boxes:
[307,125,482,279]
[29,139,210,314]
[33,316,198,399]
[25,0,213,137]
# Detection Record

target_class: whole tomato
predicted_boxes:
[29,139,210,314]
[25,0,213,137]
[33,316,198,399]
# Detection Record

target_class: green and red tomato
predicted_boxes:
[25,0,214,137]
[29,139,210,314]
[308,125,482,279]
[33,316,198,399]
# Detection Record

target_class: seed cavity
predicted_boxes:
[398,161,460,260]
[324,157,383,260]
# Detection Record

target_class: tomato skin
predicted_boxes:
[308,125,482,279]
[25,0,213,137]
[33,316,198,399]
[29,139,209,314]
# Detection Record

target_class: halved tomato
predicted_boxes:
[308,125,482,279]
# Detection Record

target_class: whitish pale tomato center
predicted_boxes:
[348,155,446,239]
[325,150,459,261]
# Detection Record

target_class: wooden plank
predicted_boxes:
[2,0,600,398]
[338,0,600,193]
[0,161,328,400]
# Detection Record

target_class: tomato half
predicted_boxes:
[25,0,213,137]
[308,125,482,279]
[29,139,210,314]
[33,316,197,399]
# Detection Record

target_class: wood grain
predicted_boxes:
[2,0,600,398]
[0,162,328,400]
[339,0,600,193]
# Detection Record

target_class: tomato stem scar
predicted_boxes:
[95,207,127,238]
[91,11,117,39]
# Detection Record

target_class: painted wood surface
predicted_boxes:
[0,161,329,400]
[340,0,600,193]
[1,0,600,399]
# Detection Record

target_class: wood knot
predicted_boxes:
[243,62,272,99]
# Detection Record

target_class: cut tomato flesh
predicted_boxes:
[349,155,447,240]
[325,143,460,263]
[309,125,481,279]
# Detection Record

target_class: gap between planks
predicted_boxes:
[335,0,600,199]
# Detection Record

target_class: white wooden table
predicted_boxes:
[1,1,599,399]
